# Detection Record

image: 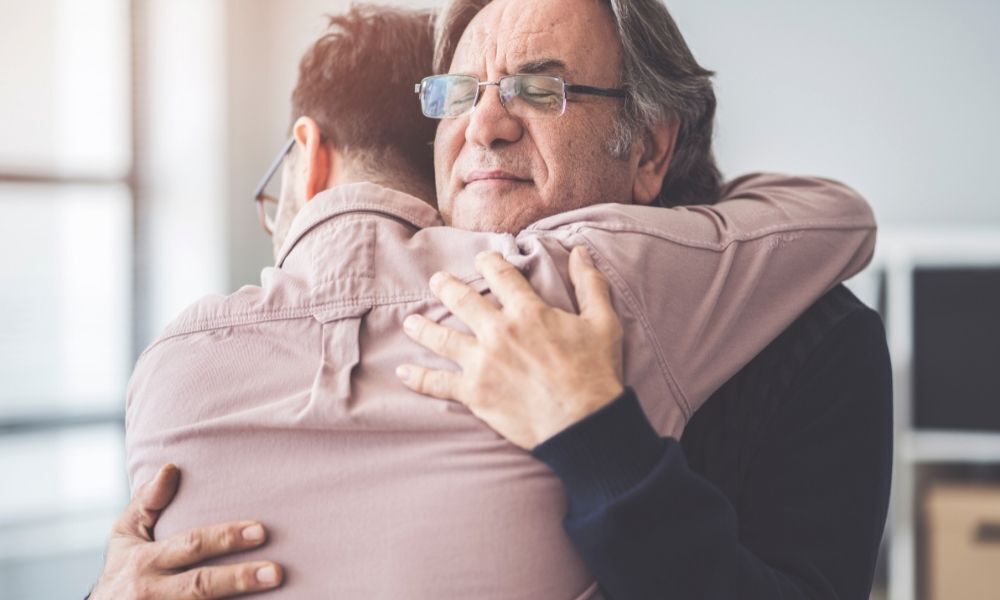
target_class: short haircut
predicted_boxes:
[434,0,722,208]
[292,4,437,181]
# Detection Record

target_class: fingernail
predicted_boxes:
[242,524,265,541]
[403,315,419,334]
[256,565,278,585]
[429,271,447,288]
[395,365,411,382]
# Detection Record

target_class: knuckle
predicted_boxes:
[412,367,431,393]
[438,326,456,351]
[428,372,449,398]
[498,318,521,339]
[216,528,238,551]
[183,529,204,556]
[132,508,155,539]
[189,568,214,599]
[453,285,477,309]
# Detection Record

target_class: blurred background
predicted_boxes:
[0,0,997,598]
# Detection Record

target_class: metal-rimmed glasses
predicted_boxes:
[253,137,295,236]
[415,74,626,119]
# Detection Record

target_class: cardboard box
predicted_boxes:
[925,483,1000,600]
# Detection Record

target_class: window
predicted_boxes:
[0,0,133,597]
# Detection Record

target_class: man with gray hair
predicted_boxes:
[399,1,891,598]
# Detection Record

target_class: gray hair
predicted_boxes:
[434,0,722,207]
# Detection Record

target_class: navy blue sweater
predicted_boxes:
[533,285,893,599]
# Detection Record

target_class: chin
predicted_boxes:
[451,209,541,235]
[445,187,559,234]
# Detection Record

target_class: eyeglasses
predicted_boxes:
[253,137,295,236]
[415,74,626,119]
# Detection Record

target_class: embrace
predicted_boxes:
[90,1,891,598]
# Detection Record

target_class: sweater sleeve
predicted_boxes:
[532,309,893,600]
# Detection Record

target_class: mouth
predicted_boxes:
[463,170,532,186]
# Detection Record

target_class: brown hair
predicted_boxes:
[292,4,437,182]
[434,0,722,207]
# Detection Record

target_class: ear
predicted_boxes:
[632,119,679,206]
[292,116,333,201]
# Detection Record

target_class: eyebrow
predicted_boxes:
[514,58,569,76]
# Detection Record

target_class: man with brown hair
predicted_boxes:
[90,2,887,598]
[266,6,438,255]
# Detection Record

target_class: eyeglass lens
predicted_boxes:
[419,75,567,119]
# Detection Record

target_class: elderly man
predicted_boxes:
[91,1,889,599]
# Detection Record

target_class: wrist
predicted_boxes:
[532,387,665,515]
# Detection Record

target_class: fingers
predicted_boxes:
[162,561,283,599]
[116,464,180,541]
[568,246,615,328]
[396,364,463,402]
[152,521,272,570]
[402,314,476,362]
[428,271,498,335]
[473,251,542,311]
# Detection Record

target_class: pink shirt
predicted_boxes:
[126,173,875,599]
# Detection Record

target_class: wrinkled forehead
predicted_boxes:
[449,0,620,83]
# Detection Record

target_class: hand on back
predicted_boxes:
[90,464,282,599]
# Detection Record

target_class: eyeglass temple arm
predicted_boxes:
[565,84,627,98]
[253,137,296,201]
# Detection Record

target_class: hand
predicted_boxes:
[397,247,625,449]
[91,464,283,599]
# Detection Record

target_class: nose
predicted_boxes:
[465,83,524,149]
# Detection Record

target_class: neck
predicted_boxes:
[336,160,437,208]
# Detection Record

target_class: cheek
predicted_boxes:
[529,121,591,202]
[433,121,466,207]
[538,115,627,209]
[434,121,464,172]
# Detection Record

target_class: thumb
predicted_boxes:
[115,464,180,540]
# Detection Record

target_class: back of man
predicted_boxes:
[128,184,597,598]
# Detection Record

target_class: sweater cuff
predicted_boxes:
[531,387,666,516]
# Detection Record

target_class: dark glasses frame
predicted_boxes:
[253,137,295,236]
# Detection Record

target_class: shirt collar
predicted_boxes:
[275,182,443,267]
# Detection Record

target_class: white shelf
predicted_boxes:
[903,431,1000,464]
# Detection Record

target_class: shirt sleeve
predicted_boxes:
[531,309,893,599]
[561,173,877,423]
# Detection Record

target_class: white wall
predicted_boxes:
[219,0,1000,290]
[667,0,1000,226]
